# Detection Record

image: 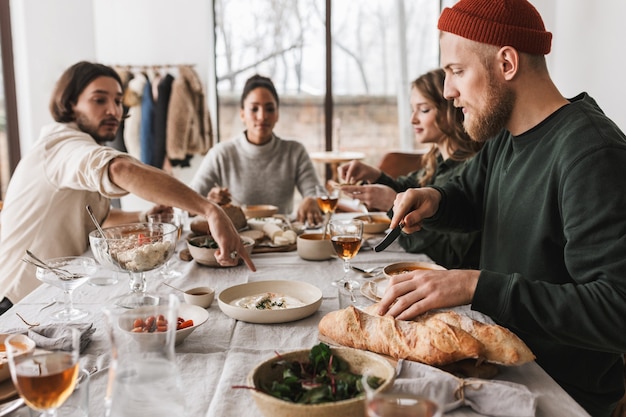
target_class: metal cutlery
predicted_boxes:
[373,221,404,252]
[350,265,383,277]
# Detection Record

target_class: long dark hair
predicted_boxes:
[49,61,123,123]
[412,69,482,186]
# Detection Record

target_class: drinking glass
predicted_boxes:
[4,327,80,417]
[329,218,363,286]
[34,257,98,321]
[315,185,339,233]
[147,213,183,279]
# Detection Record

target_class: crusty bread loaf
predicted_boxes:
[422,311,535,365]
[319,306,535,367]
[318,306,483,366]
[190,204,248,235]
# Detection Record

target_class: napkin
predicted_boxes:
[5,323,96,353]
[392,360,537,417]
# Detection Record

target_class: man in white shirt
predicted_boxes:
[0,61,255,313]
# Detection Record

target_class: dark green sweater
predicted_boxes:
[426,93,626,417]
[377,157,481,269]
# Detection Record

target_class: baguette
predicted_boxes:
[422,311,535,365]
[318,305,484,366]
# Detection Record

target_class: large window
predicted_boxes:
[215,0,442,169]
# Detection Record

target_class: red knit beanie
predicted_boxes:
[438,0,552,55]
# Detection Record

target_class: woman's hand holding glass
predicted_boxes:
[315,185,340,233]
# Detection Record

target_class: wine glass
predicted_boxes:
[89,222,178,308]
[34,256,98,321]
[147,212,183,279]
[329,218,363,287]
[315,185,340,233]
[4,327,80,417]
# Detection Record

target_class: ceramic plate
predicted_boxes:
[362,262,447,302]
[218,280,322,324]
[242,205,279,219]
[353,213,391,234]
[361,277,388,302]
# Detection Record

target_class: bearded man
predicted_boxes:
[0,62,254,312]
[377,1,626,416]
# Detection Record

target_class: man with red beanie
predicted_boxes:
[378,1,626,416]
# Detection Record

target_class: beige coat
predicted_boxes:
[166,66,213,160]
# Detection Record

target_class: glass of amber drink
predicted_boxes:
[315,185,340,232]
[329,218,363,286]
[4,327,80,417]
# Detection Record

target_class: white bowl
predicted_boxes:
[187,235,255,267]
[243,205,279,219]
[354,214,391,234]
[247,217,283,231]
[183,286,215,308]
[120,304,209,346]
[382,261,446,279]
[0,334,36,382]
[218,280,322,324]
[296,233,335,261]
[247,346,395,417]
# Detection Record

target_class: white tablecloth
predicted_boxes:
[0,228,590,417]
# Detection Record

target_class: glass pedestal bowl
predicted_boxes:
[89,222,178,308]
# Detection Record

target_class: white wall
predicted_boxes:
[537,0,626,130]
[11,0,96,152]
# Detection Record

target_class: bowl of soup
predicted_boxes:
[383,261,446,279]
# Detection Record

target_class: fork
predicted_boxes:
[351,265,383,277]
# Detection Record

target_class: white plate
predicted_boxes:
[361,277,387,302]
[247,217,283,231]
[218,280,322,324]
[362,261,447,302]
[120,304,209,346]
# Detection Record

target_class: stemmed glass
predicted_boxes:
[89,222,178,308]
[4,327,80,417]
[32,256,98,321]
[329,218,363,287]
[147,212,183,279]
[315,185,340,234]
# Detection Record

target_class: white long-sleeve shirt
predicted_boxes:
[0,122,131,303]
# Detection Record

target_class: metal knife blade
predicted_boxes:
[374,221,404,252]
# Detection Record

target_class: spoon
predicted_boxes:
[86,205,108,249]
[162,282,186,293]
[23,250,76,280]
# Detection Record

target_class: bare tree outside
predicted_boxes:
[215,0,440,166]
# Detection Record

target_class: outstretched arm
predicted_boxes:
[107,157,255,270]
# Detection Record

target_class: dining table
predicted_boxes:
[0,213,591,417]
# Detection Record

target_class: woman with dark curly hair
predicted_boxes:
[339,68,483,268]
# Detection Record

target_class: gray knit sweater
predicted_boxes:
[190,132,320,214]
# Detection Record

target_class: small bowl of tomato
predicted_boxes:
[121,303,209,346]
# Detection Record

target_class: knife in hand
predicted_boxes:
[374,221,404,252]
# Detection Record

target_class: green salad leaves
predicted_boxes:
[262,343,384,404]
